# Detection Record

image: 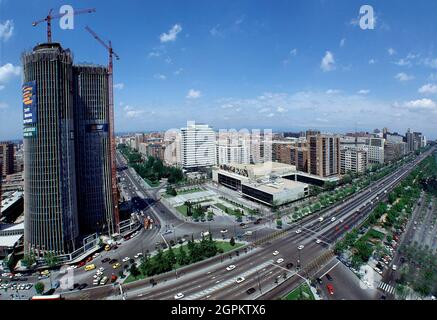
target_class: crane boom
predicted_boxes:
[85,26,120,235]
[32,8,96,43]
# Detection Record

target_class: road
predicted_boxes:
[61,147,432,300]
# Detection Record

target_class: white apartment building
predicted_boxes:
[181,121,216,170]
[216,131,250,165]
[250,130,272,164]
[340,147,368,174]
[364,138,385,164]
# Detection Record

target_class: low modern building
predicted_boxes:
[212,162,309,206]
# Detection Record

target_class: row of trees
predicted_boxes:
[136,235,223,278]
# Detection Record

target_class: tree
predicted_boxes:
[22,253,36,268]
[130,264,140,278]
[44,252,59,268]
[167,246,177,266]
[230,237,235,247]
[35,282,45,295]
[177,245,189,266]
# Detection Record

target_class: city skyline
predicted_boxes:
[1,0,437,140]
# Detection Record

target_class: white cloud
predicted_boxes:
[0,20,14,41]
[123,105,144,118]
[290,48,297,56]
[0,85,4,90]
[266,113,275,118]
[154,73,167,80]
[259,107,270,113]
[404,98,436,110]
[395,72,414,82]
[394,58,411,67]
[357,89,370,95]
[174,68,183,75]
[428,73,437,81]
[326,89,341,94]
[368,59,376,65]
[113,83,124,90]
[276,106,287,113]
[422,57,437,69]
[321,51,335,72]
[388,48,396,56]
[0,63,21,83]
[210,24,223,37]
[186,89,201,99]
[418,83,437,94]
[160,24,182,43]
[339,38,346,48]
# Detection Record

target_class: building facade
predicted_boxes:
[308,134,341,177]
[0,142,15,177]
[340,147,368,174]
[73,65,117,236]
[181,122,216,170]
[22,43,79,255]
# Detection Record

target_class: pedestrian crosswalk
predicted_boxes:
[378,281,395,294]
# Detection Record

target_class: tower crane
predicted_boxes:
[32,8,96,43]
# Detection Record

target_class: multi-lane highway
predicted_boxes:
[108,147,434,300]
[61,147,433,300]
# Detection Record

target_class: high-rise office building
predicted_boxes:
[73,65,117,236]
[0,142,15,177]
[308,134,340,177]
[22,43,79,255]
[22,43,118,256]
[181,121,216,170]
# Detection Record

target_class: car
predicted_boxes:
[276,258,284,264]
[316,277,323,285]
[86,256,93,263]
[110,275,118,283]
[122,257,130,262]
[339,219,343,223]
[84,264,96,271]
[226,265,236,271]
[100,276,108,285]
[220,229,228,234]
[101,258,111,263]
[327,284,334,295]
[40,270,50,276]
[134,253,143,259]
[98,267,105,272]
[246,287,256,295]
[109,259,118,265]
[239,223,246,227]
[392,265,397,271]
[295,229,302,234]
[236,277,245,284]
[297,245,304,250]
[112,263,121,269]
[286,262,294,269]
[273,250,279,256]
[174,293,184,300]
[318,217,324,222]
[331,217,336,222]
[325,273,333,281]
[92,252,100,258]
[316,239,322,244]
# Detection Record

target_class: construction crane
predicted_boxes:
[85,26,120,234]
[32,8,96,43]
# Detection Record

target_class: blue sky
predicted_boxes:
[1,0,437,140]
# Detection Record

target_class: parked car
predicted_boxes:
[327,284,335,295]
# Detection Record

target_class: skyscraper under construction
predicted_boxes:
[22,43,118,256]
[73,65,116,236]
[22,43,79,255]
